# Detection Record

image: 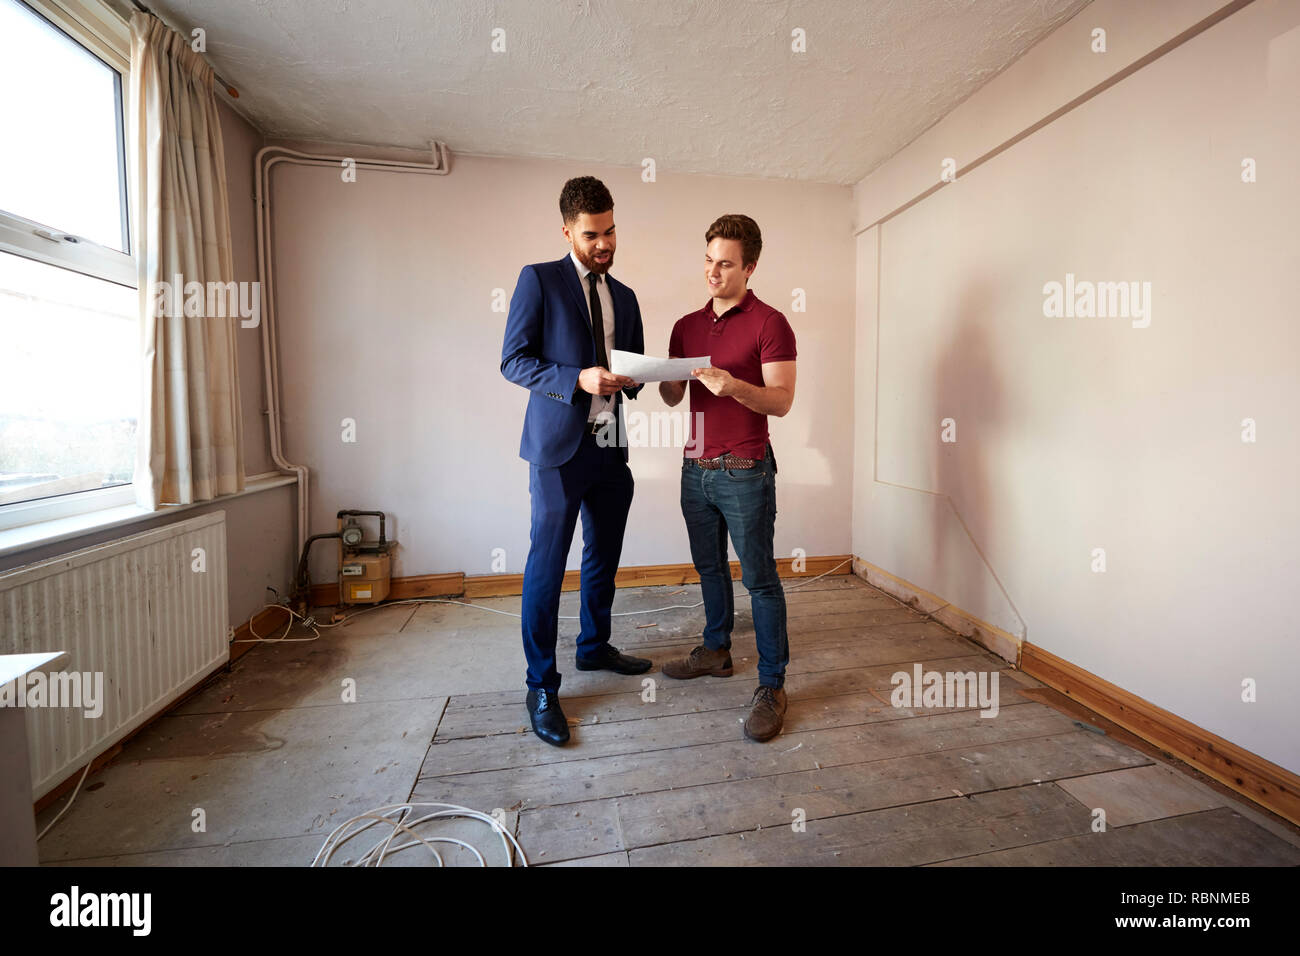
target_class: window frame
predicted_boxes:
[0,0,135,287]
[0,0,139,531]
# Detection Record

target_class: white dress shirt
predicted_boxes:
[569,250,616,423]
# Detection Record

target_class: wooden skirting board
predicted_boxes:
[1021,642,1300,828]
[851,556,1022,664]
[307,554,854,606]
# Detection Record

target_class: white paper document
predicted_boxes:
[610,349,710,383]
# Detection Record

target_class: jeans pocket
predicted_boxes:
[724,465,766,480]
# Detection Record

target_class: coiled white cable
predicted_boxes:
[312,802,528,867]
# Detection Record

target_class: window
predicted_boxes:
[0,0,128,255]
[0,253,139,508]
[0,0,137,521]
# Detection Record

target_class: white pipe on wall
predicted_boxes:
[253,143,451,561]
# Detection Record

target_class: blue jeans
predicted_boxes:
[679,444,788,688]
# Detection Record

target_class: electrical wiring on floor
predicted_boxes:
[283,557,855,635]
[35,759,93,842]
[233,603,324,643]
[311,802,527,867]
[234,559,854,644]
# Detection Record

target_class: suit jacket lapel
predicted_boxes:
[558,256,591,332]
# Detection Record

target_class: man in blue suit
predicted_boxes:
[500,177,652,747]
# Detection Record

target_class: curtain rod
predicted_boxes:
[127,0,239,98]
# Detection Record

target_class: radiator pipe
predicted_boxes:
[254,144,450,570]
[292,531,342,608]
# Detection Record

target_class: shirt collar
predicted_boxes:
[570,250,602,283]
[704,288,756,320]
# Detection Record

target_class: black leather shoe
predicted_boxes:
[526,688,570,746]
[575,644,653,675]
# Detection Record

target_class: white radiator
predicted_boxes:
[0,511,229,800]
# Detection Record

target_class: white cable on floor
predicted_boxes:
[310,557,854,628]
[35,759,93,841]
[230,603,324,644]
[234,559,854,642]
[312,802,527,867]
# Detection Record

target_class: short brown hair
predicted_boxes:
[705,214,762,267]
[559,176,614,224]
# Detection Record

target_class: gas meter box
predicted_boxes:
[340,551,391,604]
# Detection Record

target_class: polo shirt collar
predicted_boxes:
[705,288,756,320]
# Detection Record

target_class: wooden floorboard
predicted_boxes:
[414,574,1296,866]
[627,784,1096,866]
[434,653,1006,740]
[426,683,1038,776]
[413,703,1084,811]
[522,732,1151,863]
[429,623,981,707]
[931,807,1300,866]
[784,587,899,606]
[621,615,937,652]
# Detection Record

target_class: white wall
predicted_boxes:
[265,155,854,582]
[853,0,1300,773]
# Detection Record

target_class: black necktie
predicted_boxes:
[587,272,609,370]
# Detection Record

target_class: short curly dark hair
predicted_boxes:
[559,176,614,224]
[705,214,762,267]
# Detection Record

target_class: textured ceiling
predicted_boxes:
[144,0,1092,184]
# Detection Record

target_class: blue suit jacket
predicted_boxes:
[501,256,645,467]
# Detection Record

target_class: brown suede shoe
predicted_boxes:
[743,685,788,742]
[661,643,733,680]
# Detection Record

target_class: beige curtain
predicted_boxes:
[129,11,244,510]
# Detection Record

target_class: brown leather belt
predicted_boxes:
[694,454,758,470]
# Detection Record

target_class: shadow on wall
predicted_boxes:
[932,278,1003,614]
[797,331,843,481]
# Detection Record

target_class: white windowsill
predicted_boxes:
[0,473,299,561]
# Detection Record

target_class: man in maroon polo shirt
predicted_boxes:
[659,214,797,742]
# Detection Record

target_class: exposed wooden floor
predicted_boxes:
[412,574,1300,866]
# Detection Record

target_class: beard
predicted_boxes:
[576,246,614,275]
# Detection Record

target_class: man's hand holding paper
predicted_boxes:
[610,348,710,383]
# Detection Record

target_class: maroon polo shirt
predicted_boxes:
[668,289,797,460]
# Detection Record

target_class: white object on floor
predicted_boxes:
[312,802,528,867]
[1,650,67,863]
